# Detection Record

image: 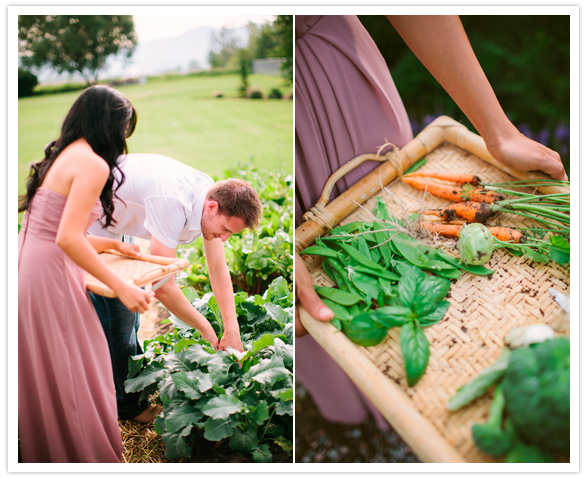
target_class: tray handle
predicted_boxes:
[314,149,400,208]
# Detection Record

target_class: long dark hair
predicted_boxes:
[18,84,137,227]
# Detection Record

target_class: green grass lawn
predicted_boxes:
[18,73,293,205]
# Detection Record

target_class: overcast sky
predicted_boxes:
[133,15,277,43]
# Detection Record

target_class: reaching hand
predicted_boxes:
[200,325,219,350]
[218,326,244,352]
[486,129,568,181]
[295,253,334,338]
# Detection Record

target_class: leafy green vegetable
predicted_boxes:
[502,338,570,455]
[341,312,388,347]
[400,321,430,387]
[471,385,515,455]
[125,276,293,462]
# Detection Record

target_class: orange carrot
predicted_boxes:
[402,176,502,203]
[404,171,481,185]
[420,221,462,238]
[487,227,525,244]
[423,202,494,223]
[421,222,524,243]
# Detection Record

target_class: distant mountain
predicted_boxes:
[36,24,250,83]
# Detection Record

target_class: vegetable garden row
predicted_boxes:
[125,163,294,462]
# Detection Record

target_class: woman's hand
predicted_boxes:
[115,282,154,314]
[116,242,142,258]
[295,253,334,338]
[485,128,568,181]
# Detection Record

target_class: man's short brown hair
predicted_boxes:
[206,178,262,229]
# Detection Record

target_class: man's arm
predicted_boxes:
[202,237,243,352]
[150,237,220,349]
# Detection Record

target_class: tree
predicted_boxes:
[208,26,242,70]
[273,15,293,85]
[18,68,38,97]
[18,15,137,85]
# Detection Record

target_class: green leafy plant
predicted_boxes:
[125,277,293,462]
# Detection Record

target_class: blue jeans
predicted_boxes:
[90,238,151,420]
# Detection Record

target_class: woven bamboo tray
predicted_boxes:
[84,250,189,297]
[295,116,570,463]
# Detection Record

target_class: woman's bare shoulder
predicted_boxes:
[60,139,109,176]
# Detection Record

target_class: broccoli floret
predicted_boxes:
[502,337,570,455]
[505,441,555,463]
[471,385,515,455]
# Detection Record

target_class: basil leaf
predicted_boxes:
[372,306,412,328]
[397,265,428,309]
[414,275,451,317]
[341,313,388,347]
[400,322,430,387]
[314,286,362,306]
[418,300,450,327]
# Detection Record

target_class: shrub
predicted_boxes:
[18,68,38,97]
[248,89,263,99]
[267,88,283,100]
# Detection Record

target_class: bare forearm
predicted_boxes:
[156,282,214,331]
[387,15,516,144]
[209,266,239,331]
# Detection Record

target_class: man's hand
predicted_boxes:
[295,253,334,338]
[218,324,244,352]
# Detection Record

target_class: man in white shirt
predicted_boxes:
[89,154,262,422]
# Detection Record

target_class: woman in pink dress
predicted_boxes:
[295,16,567,430]
[18,85,154,463]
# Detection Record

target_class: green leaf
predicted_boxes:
[524,247,550,264]
[164,350,199,373]
[172,371,202,400]
[162,429,192,459]
[203,415,238,441]
[201,394,244,420]
[341,313,388,347]
[418,300,450,327]
[164,400,204,434]
[124,361,166,393]
[127,354,146,380]
[250,333,275,353]
[250,400,270,425]
[400,322,430,386]
[252,444,273,463]
[371,306,412,328]
[230,426,259,453]
[275,399,293,416]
